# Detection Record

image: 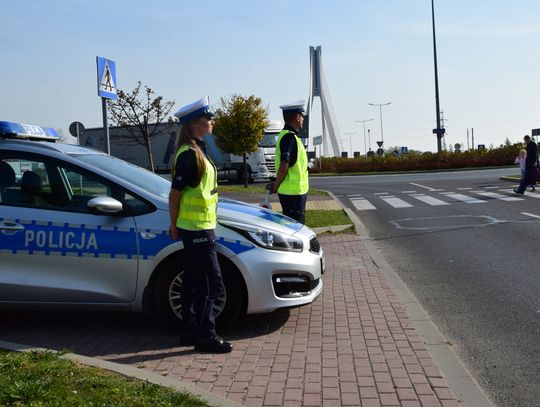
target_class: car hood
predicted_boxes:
[217,198,304,235]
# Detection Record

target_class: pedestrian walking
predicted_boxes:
[514,149,535,192]
[168,96,232,353]
[514,135,539,195]
[268,101,309,223]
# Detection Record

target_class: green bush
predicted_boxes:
[312,144,521,173]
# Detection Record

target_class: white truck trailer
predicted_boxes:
[81,120,283,181]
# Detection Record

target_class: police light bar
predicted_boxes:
[0,121,59,141]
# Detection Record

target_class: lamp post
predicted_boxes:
[356,118,373,157]
[368,102,392,144]
[431,0,444,152]
[343,132,356,156]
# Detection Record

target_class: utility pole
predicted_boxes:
[467,128,470,150]
[471,127,475,150]
[356,118,373,157]
[431,0,444,152]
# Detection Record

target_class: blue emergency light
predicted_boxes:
[0,121,59,141]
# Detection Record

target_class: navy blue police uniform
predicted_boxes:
[171,139,225,342]
[171,96,232,353]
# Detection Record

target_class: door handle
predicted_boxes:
[140,232,156,240]
[0,222,25,234]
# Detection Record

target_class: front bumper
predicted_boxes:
[232,244,324,314]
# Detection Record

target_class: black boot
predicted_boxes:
[194,336,233,353]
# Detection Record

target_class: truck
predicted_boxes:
[80,120,283,182]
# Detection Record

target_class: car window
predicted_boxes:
[61,167,152,215]
[71,153,171,199]
[0,154,153,216]
[0,158,51,208]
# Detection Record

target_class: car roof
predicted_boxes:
[0,138,106,157]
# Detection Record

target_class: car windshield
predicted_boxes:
[259,132,277,148]
[71,153,171,199]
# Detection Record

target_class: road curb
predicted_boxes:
[499,176,519,182]
[332,199,494,406]
[0,340,242,407]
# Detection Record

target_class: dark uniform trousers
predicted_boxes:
[517,164,536,193]
[278,193,307,224]
[178,228,225,338]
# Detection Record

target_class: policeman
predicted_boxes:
[269,100,309,223]
[168,96,232,354]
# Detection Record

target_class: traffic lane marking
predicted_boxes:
[521,212,540,219]
[408,182,444,192]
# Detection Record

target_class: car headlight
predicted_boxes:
[246,229,303,252]
[220,221,303,252]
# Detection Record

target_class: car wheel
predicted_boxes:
[216,263,246,330]
[154,258,244,329]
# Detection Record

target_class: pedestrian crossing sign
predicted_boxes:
[96,56,118,100]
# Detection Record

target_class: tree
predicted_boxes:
[109,81,175,172]
[213,95,269,187]
[56,128,75,145]
[504,137,512,146]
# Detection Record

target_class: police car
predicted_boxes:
[0,121,324,326]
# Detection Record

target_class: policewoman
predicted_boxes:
[168,96,232,354]
[270,101,309,223]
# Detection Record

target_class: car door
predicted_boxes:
[0,152,139,304]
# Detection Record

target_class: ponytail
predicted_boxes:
[174,124,206,185]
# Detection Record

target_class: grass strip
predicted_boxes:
[0,350,208,407]
[304,209,351,228]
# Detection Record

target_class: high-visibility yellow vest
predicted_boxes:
[173,144,218,230]
[275,129,309,195]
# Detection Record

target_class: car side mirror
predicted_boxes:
[87,196,123,215]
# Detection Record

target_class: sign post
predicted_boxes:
[96,56,118,155]
[69,121,85,146]
[313,135,323,170]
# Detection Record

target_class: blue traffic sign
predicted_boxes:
[96,56,118,100]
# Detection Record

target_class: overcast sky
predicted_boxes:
[2,0,540,153]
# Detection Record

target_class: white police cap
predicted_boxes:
[279,100,305,114]
[174,96,215,125]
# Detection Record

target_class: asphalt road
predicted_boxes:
[311,168,540,407]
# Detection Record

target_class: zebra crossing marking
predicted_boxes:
[347,186,540,211]
[410,194,449,206]
[380,195,413,208]
[350,197,377,211]
[499,189,540,199]
[474,191,524,202]
[440,192,485,204]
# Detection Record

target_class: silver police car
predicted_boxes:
[0,121,324,326]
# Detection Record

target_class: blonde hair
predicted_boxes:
[174,121,206,185]
[519,149,527,158]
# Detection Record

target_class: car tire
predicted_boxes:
[154,256,245,330]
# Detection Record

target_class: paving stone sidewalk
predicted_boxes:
[0,233,460,406]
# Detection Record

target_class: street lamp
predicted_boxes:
[368,102,392,144]
[356,118,373,157]
[431,0,444,152]
[343,132,356,156]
